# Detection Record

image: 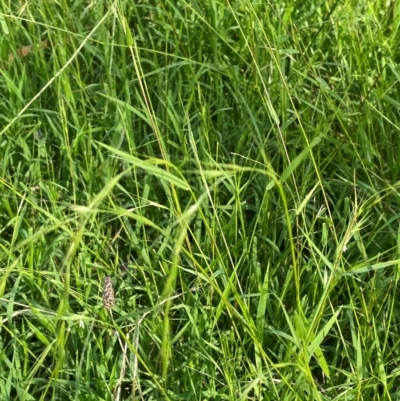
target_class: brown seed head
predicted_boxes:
[102,276,115,309]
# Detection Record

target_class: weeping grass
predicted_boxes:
[1,0,400,400]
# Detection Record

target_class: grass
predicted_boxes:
[1,0,400,400]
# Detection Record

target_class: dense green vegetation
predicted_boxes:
[1,0,400,400]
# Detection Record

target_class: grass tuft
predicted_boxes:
[1,0,400,400]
